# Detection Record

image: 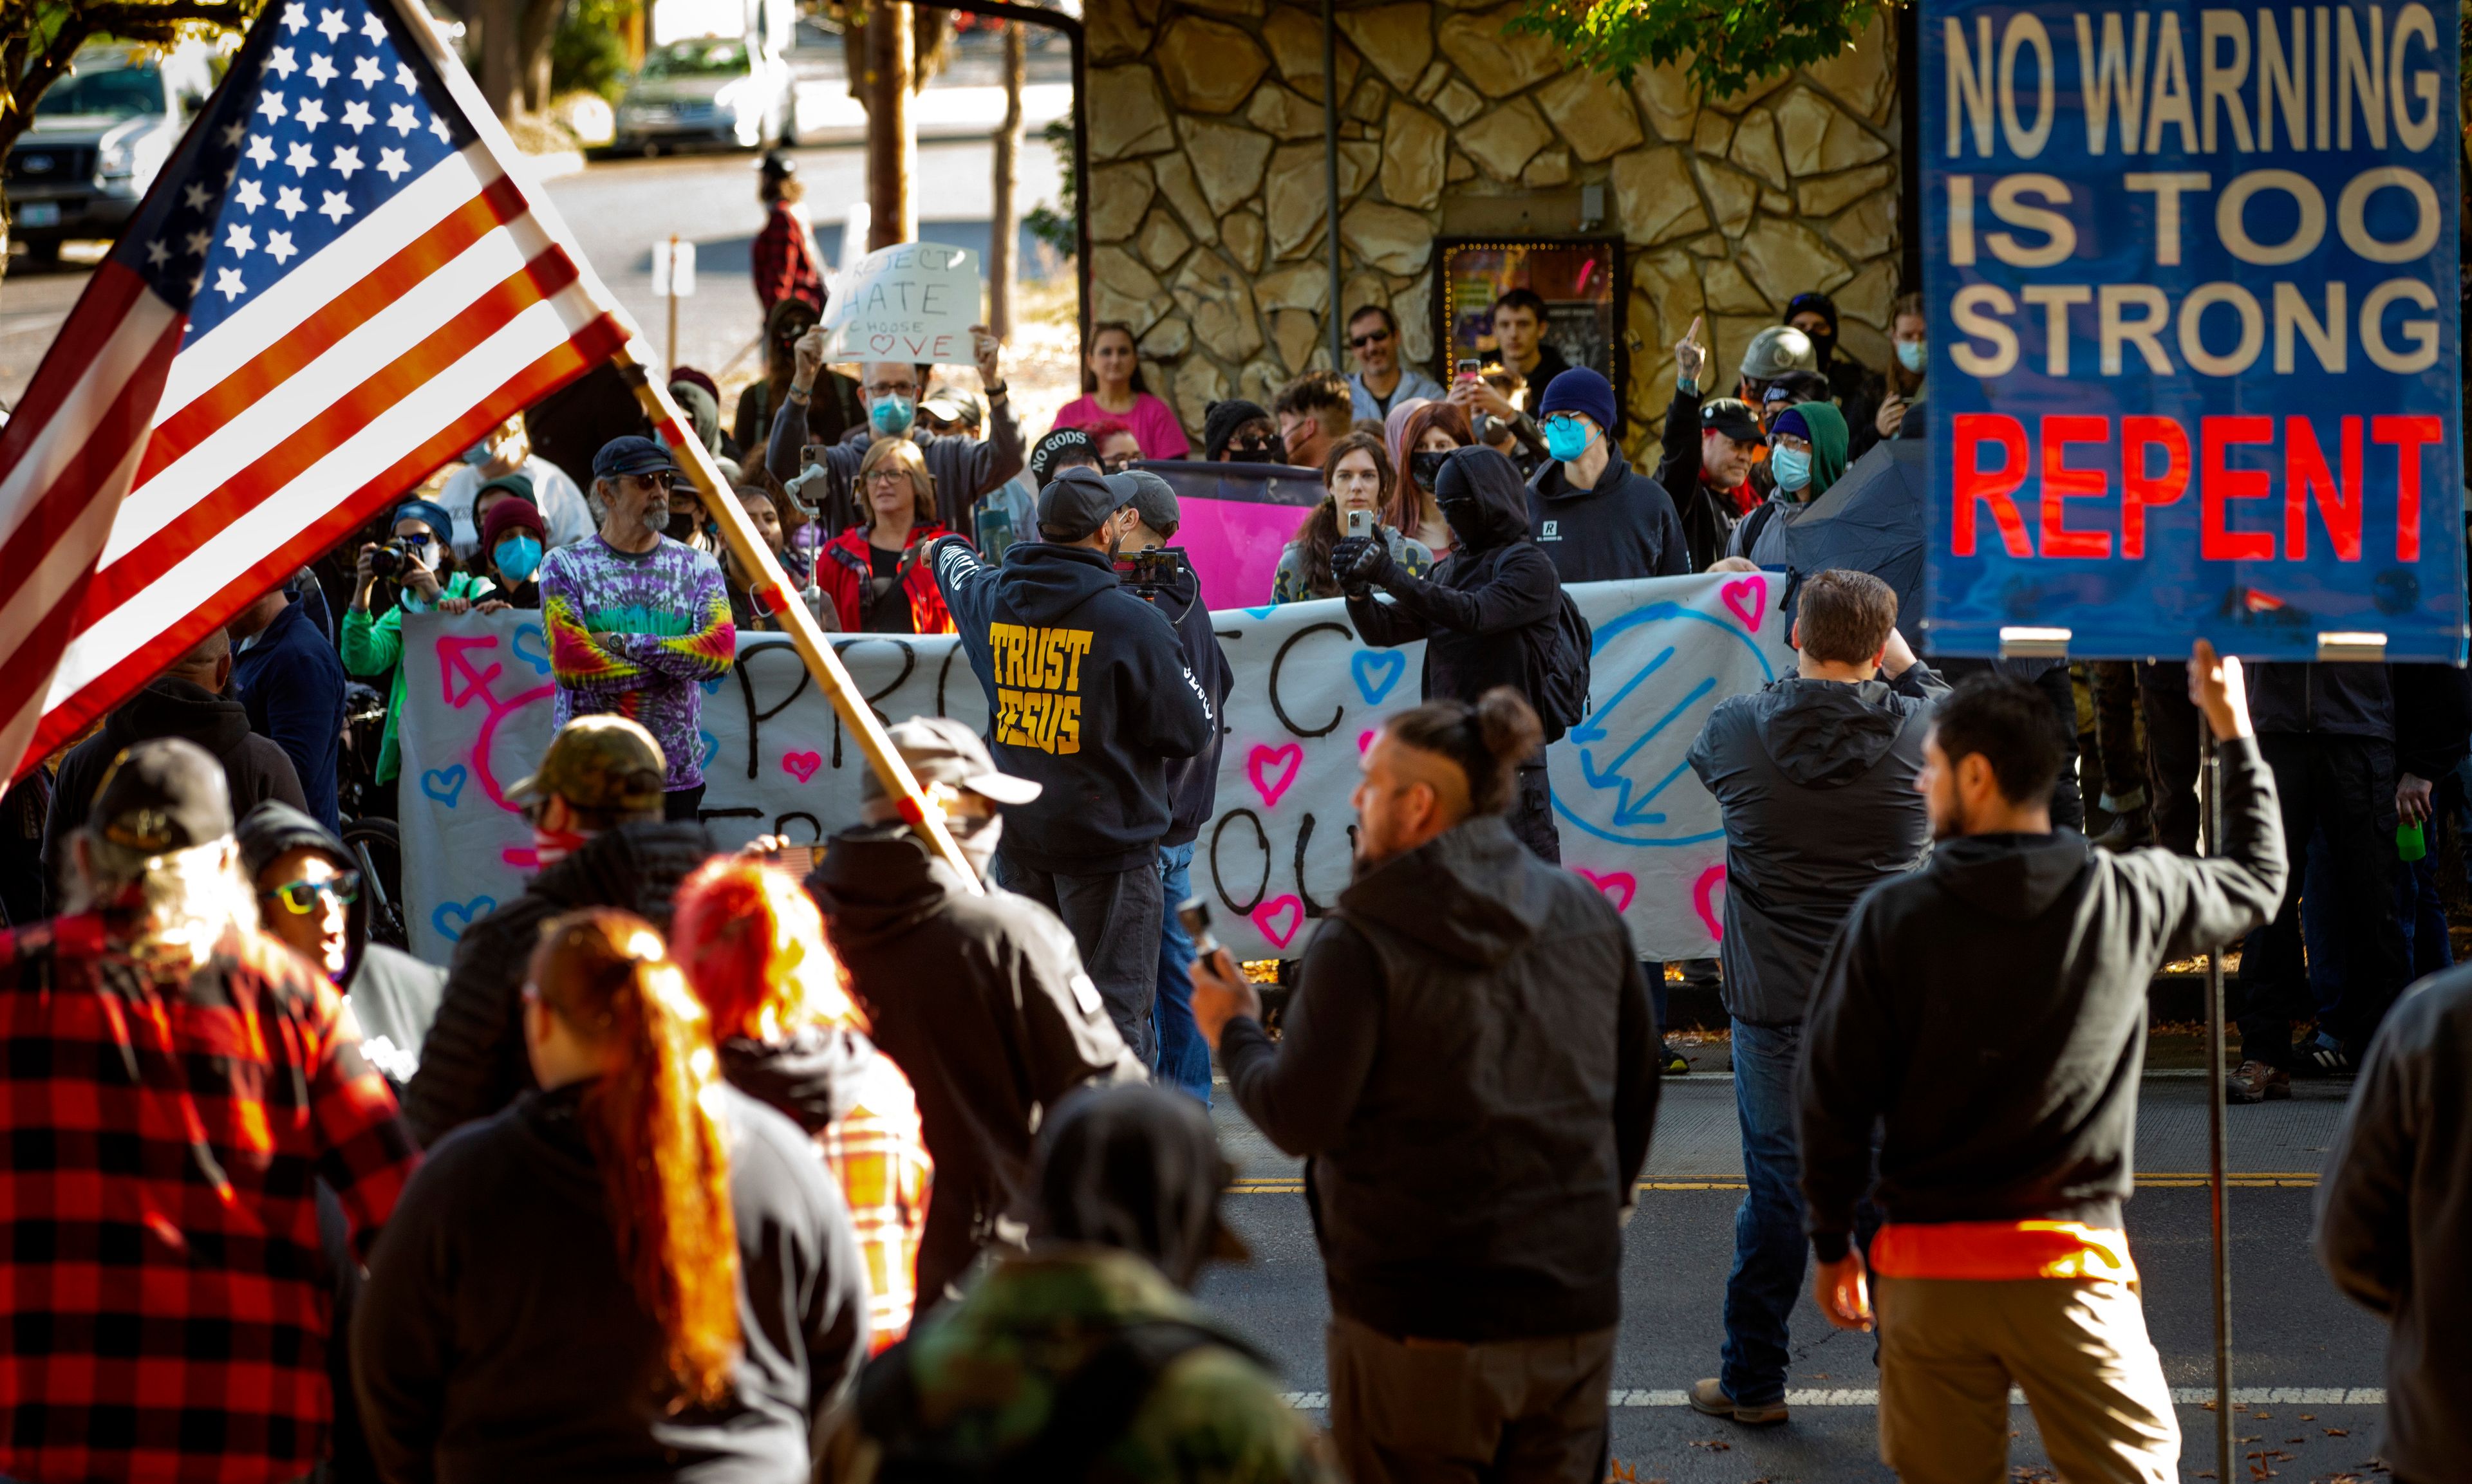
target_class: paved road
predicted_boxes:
[1195,1075,2396,1483]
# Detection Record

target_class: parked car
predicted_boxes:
[611,37,792,154]
[8,42,214,261]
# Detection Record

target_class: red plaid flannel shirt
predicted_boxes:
[0,914,420,1483]
[815,1055,930,1351]
[752,199,825,317]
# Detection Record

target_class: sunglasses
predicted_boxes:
[395,532,435,548]
[1349,329,1392,349]
[261,871,361,915]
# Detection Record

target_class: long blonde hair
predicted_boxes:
[530,909,742,1407]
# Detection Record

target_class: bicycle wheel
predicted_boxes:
[340,817,409,950]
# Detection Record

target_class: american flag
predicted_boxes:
[0,0,633,779]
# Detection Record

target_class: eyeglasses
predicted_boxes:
[863,381,918,399]
[1349,329,1392,349]
[1540,413,1586,431]
[1101,452,1138,472]
[260,871,361,915]
[865,468,911,484]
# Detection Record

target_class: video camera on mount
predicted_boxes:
[1114,546,1193,600]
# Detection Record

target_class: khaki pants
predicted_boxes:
[1325,1315,1615,1484]
[1876,1275,2179,1484]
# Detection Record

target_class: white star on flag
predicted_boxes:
[352,54,382,87]
[306,52,338,86]
[331,145,363,178]
[318,190,353,224]
[388,103,418,135]
[265,230,297,264]
[281,0,306,29]
[294,97,328,129]
[145,238,169,266]
[428,112,450,143]
[317,8,347,41]
[286,140,319,175]
[377,146,409,181]
[183,228,212,256]
[360,10,386,41]
[257,90,287,122]
[267,46,297,79]
[221,120,247,147]
[276,185,307,219]
[235,178,265,212]
[341,99,373,131]
[247,133,277,167]
[226,223,256,257]
[395,62,417,92]
[215,267,247,302]
[182,181,212,211]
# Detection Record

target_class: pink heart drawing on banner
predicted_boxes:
[1358,728,1376,755]
[1574,868,1637,914]
[1692,864,1728,940]
[783,750,823,783]
[1721,576,1767,632]
[1248,743,1303,808]
[1252,895,1306,949]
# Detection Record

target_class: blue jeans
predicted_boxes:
[1153,842,1212,1103]
[1721,1017,1806,1407]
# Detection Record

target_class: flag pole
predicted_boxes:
[612,342,984,891]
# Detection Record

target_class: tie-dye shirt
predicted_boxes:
[539,535,735,790]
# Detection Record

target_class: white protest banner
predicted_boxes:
[398,572,1791,965]
[819,241,979,364]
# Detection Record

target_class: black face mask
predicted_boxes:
[666,510,700,541]
[1226,437,1280,463]
[1410,449,1452,489]
[1438,496,1486,546]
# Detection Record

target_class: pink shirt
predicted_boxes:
[1051,392,1192,459]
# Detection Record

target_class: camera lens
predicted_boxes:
[369,544,406,579]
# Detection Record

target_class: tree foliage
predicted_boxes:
[0,0,258,160]
[1507,0,1886,100]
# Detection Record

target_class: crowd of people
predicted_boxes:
[0,151,2463,1484]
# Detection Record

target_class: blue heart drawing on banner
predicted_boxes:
[1351,649,1407,705]
[419,765,467,808]
[699,676,726,696]
[1244,604,1280,620]
[510,624,552,675]
[700,731,719,769]
[432,896,496,941]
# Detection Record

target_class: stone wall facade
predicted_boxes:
[1083,0,1902,467]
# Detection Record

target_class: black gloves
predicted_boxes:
[1332,534,1393,595]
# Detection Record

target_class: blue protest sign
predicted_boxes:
[1921,0,2466,661]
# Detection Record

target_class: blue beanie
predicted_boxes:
[1537,366,1616,432]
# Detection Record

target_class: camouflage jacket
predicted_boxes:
[817,1244,1338,1484]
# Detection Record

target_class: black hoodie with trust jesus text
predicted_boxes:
[930,538,1213,873]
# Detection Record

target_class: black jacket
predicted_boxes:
[1147,563,1233,848]
[402,821,715,1145]
[46,678,308,912]
[2245,661,2394,740]
[1799,737,2287,1256]
[2389,662,2471,783]
[1526,445,1691,582]
[1655,385,1749,573]
[1220,815,1659,1342]
[2315,965,2472,1483]
[354,1081,870,1484]
[1686,663,1947,1027]
[1348,450,1563,728]
[232,586,348,834]
[718,1026,872,1134]
[807,825,1145,1303]
[930,539,1214,873]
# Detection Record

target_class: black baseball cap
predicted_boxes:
[592,435,681,483]
[1700,398,1762,443]
[87,737,233,855]
[1109,469,1179,535]
[1037,465,1132,541]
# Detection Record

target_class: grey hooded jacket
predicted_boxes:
[1687,663,1947,1026]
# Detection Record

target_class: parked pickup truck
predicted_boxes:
[8,42,213,261]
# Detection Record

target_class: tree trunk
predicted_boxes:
[862,0,912,248]
[988,23,1022,341]
[476,0,527,121]
[520,0,561,118]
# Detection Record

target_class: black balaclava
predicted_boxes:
[1203,398,1275,462]
[1784,291,1842,372]
[1430,445,1531,554]
[1035,1083,1241,1290]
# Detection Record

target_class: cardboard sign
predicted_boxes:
[396,574,1791,965]
[1920,0,2466,660]
[821,242,980,364]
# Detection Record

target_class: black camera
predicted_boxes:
[367,541,418,580]
[1114,546,1192,598]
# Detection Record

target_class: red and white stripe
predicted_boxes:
[0,137,630,781]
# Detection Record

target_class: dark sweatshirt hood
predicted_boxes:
[106,678,251,760]
[530,819,716,930]
[807,824,966,949]
[1926,830,2093,920]
[1434,447,1533,551]
[1759,677,1913,788]
[1338,815,1551,967]
[992,542,1121,625]
[719,1025,874,1133]
[234,799,368,977]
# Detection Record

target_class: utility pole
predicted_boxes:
[988,21,1024,342]
[863,0,914,249]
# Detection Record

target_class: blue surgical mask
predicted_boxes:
[1895,340,1927,373]
[1542,416,1595,463]
[1771,446,1813,492]
[494,534,543,582]
[870,393,916,437]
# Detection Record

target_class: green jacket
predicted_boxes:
[820,1245,1336,1484]
[341,571,493,784]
